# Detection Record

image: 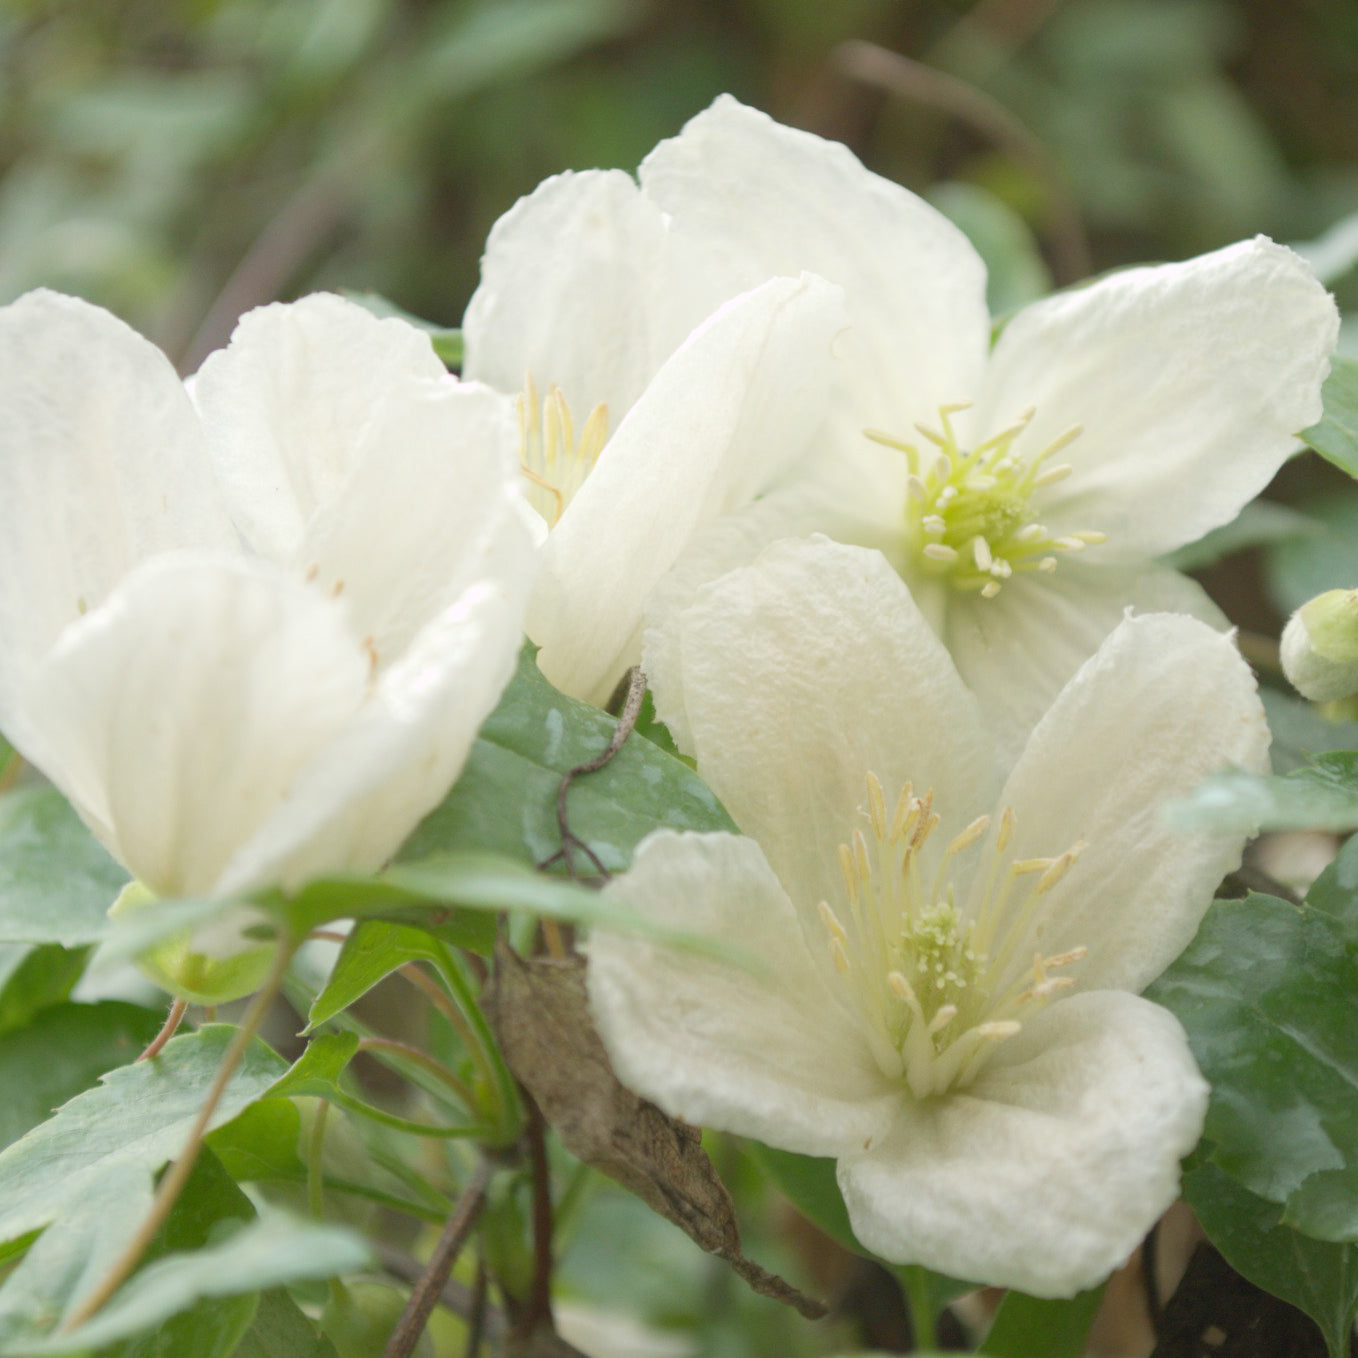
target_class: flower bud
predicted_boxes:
[1281,587,1358,702]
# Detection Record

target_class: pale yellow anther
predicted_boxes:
[1012,856,1055,876]
[853,828,872,879]
[927,1004,958,1035]
[980,580,1002,599]
[1037,556,1058,572]
[946,815,991,857]
[1054,536,1087,552]
[1036,843,1083,893]
[997,805,1017,852]
[831,937,851,975]
[923,542,958,563]
[975,1020,1022,1040]
[866,772,887,838]
[1072,530,1108,545]
[907,475,929,502]
[818,900,848,945]
[1032,463,1074,487]
[1045,945,1088,969]
[888,970,916,1003]
[973,537,993,572]
[890,782,915,840]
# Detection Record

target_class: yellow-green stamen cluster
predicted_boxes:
[866,403,1104,598]
[817,773,1086,1099]
[517,374,609,527]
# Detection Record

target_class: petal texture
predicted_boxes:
[0,291,235,730]
[588,830,899,1157]
[193,293,450,562]
[837,990,1207,1295]
[975,237,1338,558]
[529,273,844,704]
[667,538,1000,928]
[986,612,1269,997]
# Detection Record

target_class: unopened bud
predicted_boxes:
[1281,587,1358,702]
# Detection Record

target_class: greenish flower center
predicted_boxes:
[817,774,1087,1099]
[517,375,609,527]
[866,403,1105,598]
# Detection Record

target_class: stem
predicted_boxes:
[380,1157,494,1358]
[357,1035,477,1108]
[137,997,189,1062]
[520,1096,555,1337]
[464,1259,488,1358]
[64,939,297,1331]
[307,1098,331,1220]
[899,1266,938,1351]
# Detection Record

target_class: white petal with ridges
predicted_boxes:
[193,293,450,562]
[975,237,1338,558]
[588,830,899,1157]
[22,555,369,898]
[984,612,1269,997]
[670,538,999,928]
[528,273,844,704]
[463,169,670,420]
[0,291,236,732]
[837,990,1207,1295]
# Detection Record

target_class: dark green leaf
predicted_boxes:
[0,944,89,1036]
[1166,751,1358,833]
[400,646,734,876]
[0,1025,287,1333]
[0,786,127,945]
[266,1033,360,1102]
[0,1001,162,1152]
[1302,355,1358,480]
[978,1286,1105,1357]
[207,1100,306,1184]
[228,1288,341,1358]
[1265,488,1358,617]
[1262,688,1358,774]
[1165,498,1319,572]
[1147,843,1358,1240]
[1186,1160,1358,1358]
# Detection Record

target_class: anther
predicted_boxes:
[923,543,958,563]
[973,537,993,572]
[946,815,991,857]
[997,806,1017,852]
[818,900,848,945]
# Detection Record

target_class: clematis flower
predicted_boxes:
[0,290,535,917]
[462,168,846,705]
[481,96,1331,752]
[588,537,1269,1296]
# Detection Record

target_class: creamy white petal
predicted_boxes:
[588,830,900,1157]
[983,612,1269,997]
[192,293,450,562]
[942,560,1229,763]
[528,273,845,704]
[0,290,236,734]
[974,238,1338,558]
[22,555,369,898]
[673,537,1000,926]
[216,571,532,896]
[295,378,528,661]
[462,169,670,420]
[639,96,991,438]
[837,990,1207,1295]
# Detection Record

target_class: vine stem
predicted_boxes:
[381,1157,494,1358]
[63,938,298,1332]
[137,996,189,1062]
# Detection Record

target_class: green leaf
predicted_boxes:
[400,646,735,876]
[267,1032,360,1102]
[929,181,1052,314]
[0,786,127,945]
[1164,498,1319,572]
[228,1288,342,1358]
[977,1285,1105,1357]
[1265,488,1358,617]
[0,944,89,1036]
[1186,1159,1358,1358]
[1302,354,1358,480]
[17,1214,370,1355]
[1166,750,1358,833]
[0,1025,287,1331]
[306,921,444,1031]
[1147,841,1358,1240]
[1263,688,1358,774]
[0,1000,162,1152]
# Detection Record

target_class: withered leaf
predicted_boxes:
[486,943,826,1320]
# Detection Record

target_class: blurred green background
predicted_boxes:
[4,0,1357,372]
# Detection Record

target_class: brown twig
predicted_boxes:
[523,1096,556,1337]
[464,1258,488,1358]
[833,39,1091,285]
[381,1157,495,1358]
[137,997,189,1062]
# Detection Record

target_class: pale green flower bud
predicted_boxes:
[1281,587,1358,702]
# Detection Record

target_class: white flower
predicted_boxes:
[576,97,1333,755]
[588,537,1269,1296]
[462,168,846,705]
[0,290,536,903]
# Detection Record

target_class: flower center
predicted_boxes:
[866,403,1104,598]
[517,374,609,528]
[817,773,1086,1100]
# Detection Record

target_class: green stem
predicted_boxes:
[900,1266,938,1351]
[356,1035,477,1109]
[307,1097,330,1220]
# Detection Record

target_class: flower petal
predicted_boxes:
[294,378,532,663]
[975,237,1338,557]
[837,989,1207,1295]
[22,555,369,898]
[216,572,531,896]
[192,293,450,562]
[462,169,671,420]
[985,611,1269,997]
[528,272,845,704]
[588,830,899,1157]
[639,96,991,437]
[942,559,1228,763]
[0,291,235,735]
[670,537,999,926]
